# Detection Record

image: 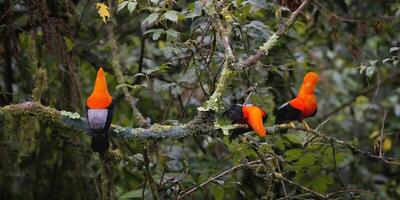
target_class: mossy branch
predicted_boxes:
[201,0,312,112]
[198,16,235,112]
[240,0,312,67]
[0,102,217,140]
[106,24,149,128]
[1,102,399,165]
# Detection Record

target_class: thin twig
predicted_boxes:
[106,24,149,128]
[330,139,356,200]
[143,147,159,200]
[275,159,288,200]
[274,172,327,199]
[240,0,312,67]
[177,160,263,199]
[275,124,400,165]
[318,70,400,122]
[379,110,387,158]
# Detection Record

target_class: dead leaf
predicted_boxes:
[96,3,110,24]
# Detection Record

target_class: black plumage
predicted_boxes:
[274,102,302,124]
[274,102,318,124]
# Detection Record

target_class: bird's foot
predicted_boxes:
[289,122,296,129]
[302,121,312,131]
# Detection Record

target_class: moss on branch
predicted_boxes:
[0,102,218,141]
[2,102,399,166]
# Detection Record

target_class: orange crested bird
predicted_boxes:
[225,104,267,138]
[86,67,114,153]
[274,72,320,129]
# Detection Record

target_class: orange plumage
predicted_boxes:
[242,105,267,137]
[289,72,319,119]
[87,67,112,109]
[275,72,320,124]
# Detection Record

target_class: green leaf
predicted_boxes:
[310,175,334,193]
[382,58,393,64]
[163,10,179,22]
[285,132,307,144]
[117,1,128,12]
[127,1,137,14]
[142,13,160,27]
[211,186,224,200]
[284,148,302,161]
[144,29,165,40]
[63,37,74,52]
[119,189,142,199]
[366,66,375,78]
[294,153,316,171]
[165,29,180,39]
[359,65,366,74]
[389,47,400,54]
[116,84,143,92]
[248,0,269,9]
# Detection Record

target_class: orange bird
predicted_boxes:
[86,67,114,153]
[225,104,267,138]
[275,72,320,129]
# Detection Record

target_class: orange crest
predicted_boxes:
[303,72,319,85]
[87,67,112,109]
[298,72,319,95]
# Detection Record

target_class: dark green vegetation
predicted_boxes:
[1,0,400,199]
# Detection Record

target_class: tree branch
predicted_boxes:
[177,159,264,199]
[2,102,399,165]
[239,0,312,67]
[200,0,312,112]
[106,24,149,128]
[143,147,159,200]
[318,70,400,122]
[0,102,217,140]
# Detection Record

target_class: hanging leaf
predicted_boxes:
[366,66,375,79]
[165,29,180,39]
[310,175,334,193]
[95,3,110,23]
[389,47,400,54]
[127,1,137,14]
[248,0,269,9]
[119,189,142,199]
[142,13,160,28]
[117,1,128,12]
[382,58,393,64]
[144,29,165,40]
[163,10,179,22]
[63,37,74,52]
[284,148,302,161]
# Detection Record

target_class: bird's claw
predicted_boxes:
[302,121,312,131]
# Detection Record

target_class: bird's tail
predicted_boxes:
[91,135,109,153]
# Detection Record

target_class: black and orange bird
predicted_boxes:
[86,67,114,153]
[275,72,320,129]
[225,104,267,138]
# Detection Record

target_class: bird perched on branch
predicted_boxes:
[225,104,267,138]
[275,72,319,129]
[86,67,114,153]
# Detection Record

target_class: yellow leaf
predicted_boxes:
[96,3,110,23]
[221,7,234,22]
[369,130,379,140]
[383,138,392,152]
[275,8,281,17]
